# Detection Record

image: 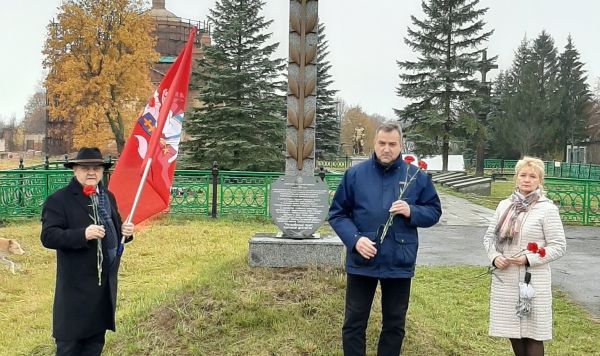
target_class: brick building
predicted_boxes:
[46,0,210,155]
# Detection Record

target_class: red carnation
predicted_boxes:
[527,242,539,253]
[418,160,428,170]
[83,185,96,197]
[403,155,415,164]
[538,248,546,258]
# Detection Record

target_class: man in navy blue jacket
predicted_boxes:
[329,123,442,356]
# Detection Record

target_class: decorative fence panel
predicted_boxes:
[0,170,72,218]
[218,171,282,217]
[168,170,211,215]
[545,177,600,226]
[317,158,349,171]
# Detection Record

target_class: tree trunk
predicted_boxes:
[442,133,449,171]
[475,135,484,177]
[116,137,125,154]
[106,111,125,154]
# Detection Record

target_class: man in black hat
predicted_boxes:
[41,147,134,355]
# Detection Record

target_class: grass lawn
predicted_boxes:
[1,217,598,355]
[0,156,47,170]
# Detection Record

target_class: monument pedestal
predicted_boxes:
[248,233,345,268]
[350,156,369,166]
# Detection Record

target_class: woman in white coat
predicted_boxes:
[483,156,567,356]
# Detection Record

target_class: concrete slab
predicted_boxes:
[451,177,492,187]
[248,233,345,268]
[350,156,368,166]
[432,172,462,180]
[434,173,466,184]
[451,178,492,196]
[441,176,488,186]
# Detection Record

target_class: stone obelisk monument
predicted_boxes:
[248,0,344,267]
[285,0,318,175]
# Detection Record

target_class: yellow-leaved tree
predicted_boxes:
[43,0,159,153]
[340,107,378,156]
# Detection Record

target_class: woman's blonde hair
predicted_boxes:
[513,156,545,194]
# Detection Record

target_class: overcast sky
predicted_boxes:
[2,0,600,123]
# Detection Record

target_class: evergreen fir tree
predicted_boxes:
[558,35,591,160]
[530,31,561,156]
[396,0,493,170]
[315,22,339,160]
[490,38,543,157]
[183,0,286,171]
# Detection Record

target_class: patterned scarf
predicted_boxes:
[97,189,118,265]
[494,189,541,253]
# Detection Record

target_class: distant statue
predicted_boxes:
[353,126,366,156]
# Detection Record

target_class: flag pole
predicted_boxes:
[121,158,152,244]
[124,158,153,225]
[120,27,196,243]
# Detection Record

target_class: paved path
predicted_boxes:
[417,193,600,318]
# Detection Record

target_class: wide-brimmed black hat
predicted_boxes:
[64,147,113,169]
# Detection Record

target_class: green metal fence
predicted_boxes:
[4,167,598,225]
[545,177,600,226]
[0,169,344,219]
[0,170,72,218]
[466,159,600,179]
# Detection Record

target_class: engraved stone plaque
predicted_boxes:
[269,175,329,238]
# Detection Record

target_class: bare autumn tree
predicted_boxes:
[43,0,159,153]
[22,86,47,134]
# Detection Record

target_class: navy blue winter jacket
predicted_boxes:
[328,154,442,278]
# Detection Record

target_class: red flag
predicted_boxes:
[109,28,196,224]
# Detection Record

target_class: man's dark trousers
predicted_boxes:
[342,273,412,356]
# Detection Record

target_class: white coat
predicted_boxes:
[483,195,567,341]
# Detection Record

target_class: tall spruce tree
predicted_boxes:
[558,36,590,160]
[184,0,286,171]
[489,38,543,157]
[530,31,561,156]
[396,0,493,170]
[315,22,339,160]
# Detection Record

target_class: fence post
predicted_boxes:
[345,155,349,169]
[211,161,218,218]
[17,156,24,210]
[584,181,590,225]
[44,155,50,170]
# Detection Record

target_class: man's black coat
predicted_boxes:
[41,177,132,340]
